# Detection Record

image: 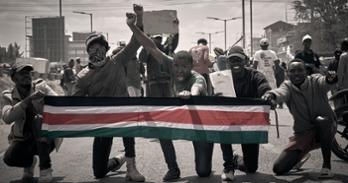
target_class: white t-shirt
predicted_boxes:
[253,49,278,73]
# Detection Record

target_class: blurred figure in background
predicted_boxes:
[253,38,279,88]
[295,34,321,75]
[337,38,348,90]
[190,38,213,95]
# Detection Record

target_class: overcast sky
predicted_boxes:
[0,0,296,56]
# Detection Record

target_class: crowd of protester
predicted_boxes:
[2,4,348,183]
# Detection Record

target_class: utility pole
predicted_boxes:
[73,11,93,32]
[242,0,245,48]
[207,16,242,50]
[250,0,253,56]
[285,2,288,23]
[59,0,62,17]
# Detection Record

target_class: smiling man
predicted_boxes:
[220,46,272,181]
[263,58,337,178]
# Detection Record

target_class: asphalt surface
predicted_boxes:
[0,107,347,183]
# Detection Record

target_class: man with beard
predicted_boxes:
[73,5,145,182]
[263,59,337,178]
[220,46,272,181]
[126,12,213,181]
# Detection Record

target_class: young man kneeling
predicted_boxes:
[263,58,337,178]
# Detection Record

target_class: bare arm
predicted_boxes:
[112,4,143,64]
[203,46,213,67]
[337,54,347,88]
[127,13,171,64]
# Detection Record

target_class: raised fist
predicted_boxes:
[126,12,137,26]
[133,4,143,16]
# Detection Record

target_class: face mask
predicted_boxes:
[88,45,107,68]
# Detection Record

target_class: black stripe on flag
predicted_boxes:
[44,96,271,107]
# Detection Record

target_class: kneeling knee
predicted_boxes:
[196,169,211,177]
[273,163,286,175]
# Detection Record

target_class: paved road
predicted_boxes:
[0,108,347,183]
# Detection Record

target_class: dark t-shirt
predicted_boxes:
[295,49,320,75]
[232,68,272,98]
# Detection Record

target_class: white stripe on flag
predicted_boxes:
[42,121,269,132]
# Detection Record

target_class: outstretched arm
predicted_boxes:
[127,13,171,64]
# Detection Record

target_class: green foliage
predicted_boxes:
[0,43,23,64]
[292,0,348,47]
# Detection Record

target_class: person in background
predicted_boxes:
[295,34,321,75]
[139,31,179,98]
[273,59,286,108]
[190,38,213,95]
[112,45,142,97]
[213,47,227,71]
[253,38,279,88]
[2,63,62,183]
[74,57,83,74]
[337,38,348,90]
[62,59,76,96]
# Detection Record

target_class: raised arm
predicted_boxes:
[126,13,171,64]
[112,4,143,64]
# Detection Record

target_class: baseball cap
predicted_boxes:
[10,62,33,77]
[302,34,312,42]
[85,33,110,52]
[226,46,247,60]
[260,38,269,46]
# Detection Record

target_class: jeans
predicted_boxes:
[220,143,259,173]
[160,139,214,177]
[3,138,54,170]
[92,137,135,178]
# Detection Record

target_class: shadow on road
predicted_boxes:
[179,172,288,183]
[283,171,348,183]
[10,176,65,183]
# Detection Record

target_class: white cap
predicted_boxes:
[302,34,312,42]
[260,38,269,46]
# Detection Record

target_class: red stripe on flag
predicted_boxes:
[43,109,269,126]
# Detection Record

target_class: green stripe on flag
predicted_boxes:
[41,127,268,144]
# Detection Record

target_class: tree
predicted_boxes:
[292,0,348,48]
[0,43,23,64]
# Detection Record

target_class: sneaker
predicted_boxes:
[221,169,234,181]
[293,153,311,170]
[39,168,53,183]
[22,156,37,179]
[163,168,180,181]
[233,154,247,172]
[110,154,126,172]
[318,168,334,178]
